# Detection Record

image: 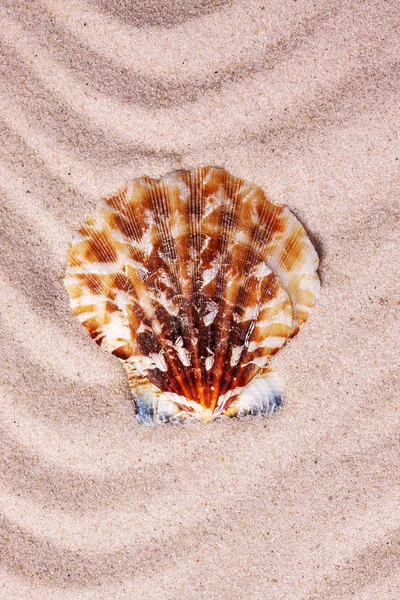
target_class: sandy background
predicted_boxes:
[1,0,399,598]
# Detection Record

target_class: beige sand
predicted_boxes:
[0,0,399,598]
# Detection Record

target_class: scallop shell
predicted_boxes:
[64,167,319,424]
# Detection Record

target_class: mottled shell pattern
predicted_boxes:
[64,167,319,424]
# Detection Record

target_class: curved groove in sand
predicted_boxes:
[0,277,115,385]
[0,5,395,153]
[0,166,69,263]
[40,0,284,78]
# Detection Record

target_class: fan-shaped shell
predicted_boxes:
[64,167,319,424]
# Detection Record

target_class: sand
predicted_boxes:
[0,0,399,598]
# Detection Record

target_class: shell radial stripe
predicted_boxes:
[65,167,319,424]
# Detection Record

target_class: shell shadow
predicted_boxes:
[290,209,325,284]
[305,228,326,280]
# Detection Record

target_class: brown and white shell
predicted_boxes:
[64,167,319,424]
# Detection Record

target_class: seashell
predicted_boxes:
[64,167,319,424]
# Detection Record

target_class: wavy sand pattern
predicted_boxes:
[0,0,399,598]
